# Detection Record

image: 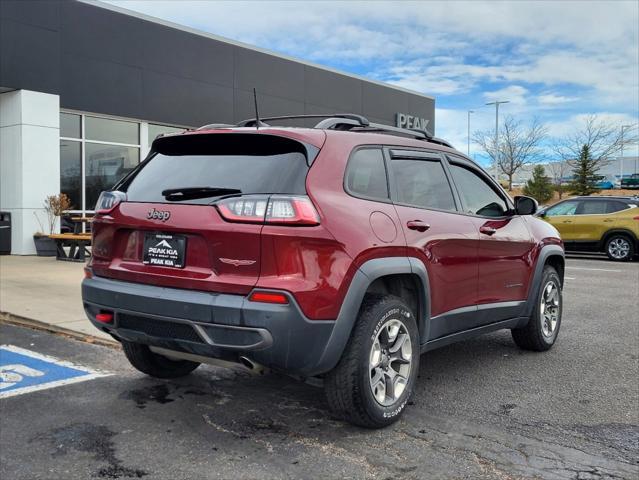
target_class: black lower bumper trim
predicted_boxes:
[82,276,335,376]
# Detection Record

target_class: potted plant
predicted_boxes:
[33,193,72,256]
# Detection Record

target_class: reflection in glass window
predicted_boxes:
[60,113,81,138]
[85,116,139,144]
[449,164,508,217]
[345,149,388,200]
[148,124,184,145]
[60,140,82,210]
[578,200,607,215]
[85,143,139,209]
[392,159,456,211]
[546,201,578,216]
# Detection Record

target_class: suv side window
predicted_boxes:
[546,200,578,216]
[345,148,389,201]
[606,201,630,213]
[390,157,456,211]
[448,163,508,217]
[577,200,607,215]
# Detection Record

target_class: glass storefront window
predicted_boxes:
[59,111,185,212]
[60,140,82,210]
[85,116,139,144]
[85,143,139,209]
[60,113,81,139]
[148,124,184,145]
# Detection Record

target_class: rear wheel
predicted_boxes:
[325,294,420,428]
[512,265,562,351]
[122,341,200,378]
[605,234,634,261]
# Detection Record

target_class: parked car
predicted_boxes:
[82,114,564,428]
[621,173,639,189]
[538,196,639,261]
[594,175,616,190]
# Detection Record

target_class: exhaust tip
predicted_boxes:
[239,356,255,370]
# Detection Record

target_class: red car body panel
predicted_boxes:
[89,127,560,324]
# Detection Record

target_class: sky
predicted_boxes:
[107,0,639,161]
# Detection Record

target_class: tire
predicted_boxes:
[325,294,420,428]
[604,234,635,262]
[122,341,200,378]
[511,265,562,351]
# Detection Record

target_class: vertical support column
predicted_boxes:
[0,90,60,254]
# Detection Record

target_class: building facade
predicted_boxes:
[0,0,435,254]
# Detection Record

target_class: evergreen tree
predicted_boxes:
[523,165,554,203]
[570,145,600,195]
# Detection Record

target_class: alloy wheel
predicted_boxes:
[369,318,412,406]
[608,237,630,260]
[540,281,560,337]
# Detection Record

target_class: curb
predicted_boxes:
[0,311,120,349]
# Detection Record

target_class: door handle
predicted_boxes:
[603,219,614,223]
[562,220,573,223]
[479,226,497,236]
[406,220,430,232]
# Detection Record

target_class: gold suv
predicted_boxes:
[539,196,639,261]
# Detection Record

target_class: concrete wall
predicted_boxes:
[0,0,434,130]
[0,90,61,254]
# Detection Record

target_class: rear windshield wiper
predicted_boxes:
[162,187,242,201]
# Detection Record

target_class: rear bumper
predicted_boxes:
[82,276,337,376]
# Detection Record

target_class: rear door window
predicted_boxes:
[390,157,456,211]
[344,148,389,201]
[577,200,607,215]
[121,133,311,204]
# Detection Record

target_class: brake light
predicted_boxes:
[95,191,126,214]
[633,216,639,221]
[216,195,320,226]
[248,291,289,304]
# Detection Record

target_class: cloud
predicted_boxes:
[483,85,529,106]
[538,93,579,105]
[105,0,639,149]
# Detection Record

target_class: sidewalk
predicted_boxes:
[0,255,114,343]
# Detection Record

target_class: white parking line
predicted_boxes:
[566,266,622,273]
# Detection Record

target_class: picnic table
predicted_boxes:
[69,215,94,234]
[51,213,94,262]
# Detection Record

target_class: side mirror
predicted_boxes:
[514,196,538,216]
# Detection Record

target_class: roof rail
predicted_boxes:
[196,123,234,130]
[198,113,454,149]
[236,113,369,128]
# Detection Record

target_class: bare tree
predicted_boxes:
[553,114,638,169]
[545,159,570,199]
[473,115,547,190]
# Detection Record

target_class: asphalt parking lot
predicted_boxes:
[1,255,637,480]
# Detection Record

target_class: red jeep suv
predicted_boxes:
[82,114,564,428]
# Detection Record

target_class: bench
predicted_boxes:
[49,233,92,262]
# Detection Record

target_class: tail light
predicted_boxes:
[95,191,127,214]
[95,311,114,323]
[248,291,289,304]
[216,195,320,226]
[633,216,639,221]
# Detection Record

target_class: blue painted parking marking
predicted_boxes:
[0,345,109,399]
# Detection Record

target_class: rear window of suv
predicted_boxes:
[120,133,312,204]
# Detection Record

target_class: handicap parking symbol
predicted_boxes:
[0,345,109,398]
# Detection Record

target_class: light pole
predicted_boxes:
[620,125,631,184]
[467,110,474,156]
[620,124,637,181]
[485,100,509,180]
